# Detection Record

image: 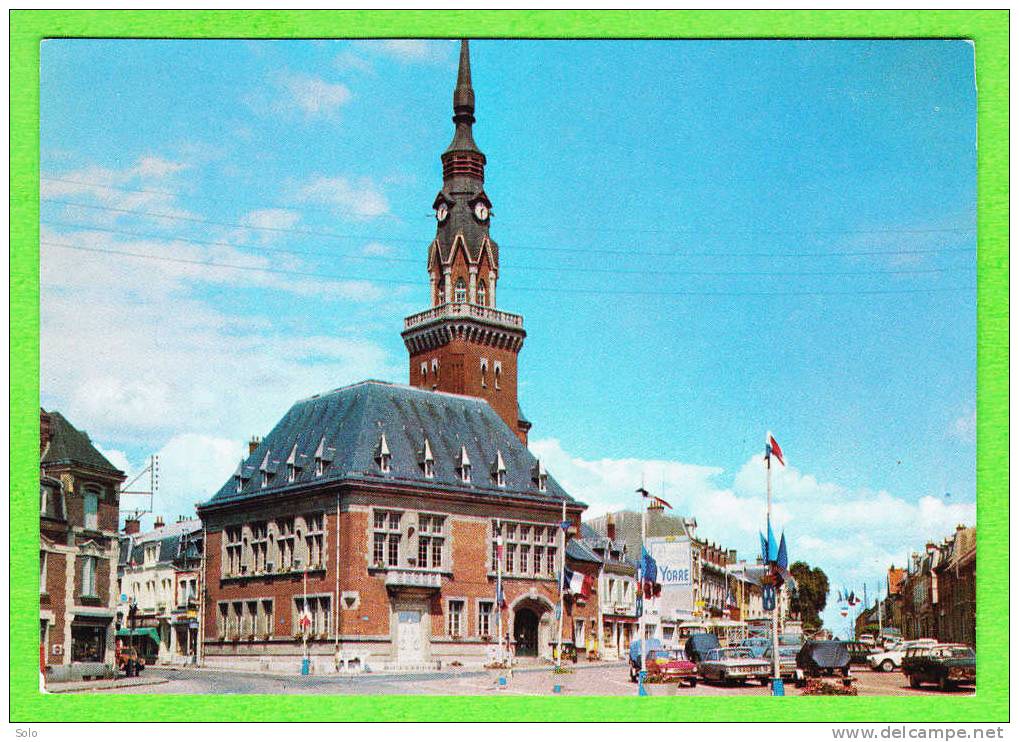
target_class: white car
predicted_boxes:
[868,638,938,672]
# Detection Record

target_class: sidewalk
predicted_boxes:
[44,675,169,694]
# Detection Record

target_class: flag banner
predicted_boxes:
[765,518,779,563]
[635,594,643,618]
[765,431,786,466]
[777,532,788,570]
[763,585,776,611]
[651,495,673,509]
[562,567,593,597]
[496,580,506,610]
[559,520,571,531]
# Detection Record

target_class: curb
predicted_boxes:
[45,677,170,694]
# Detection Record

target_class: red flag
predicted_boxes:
[651,496,673,510]
[766,432,785,466]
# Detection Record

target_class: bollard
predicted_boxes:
[301,658,310,676]
[498,675,507,689]
[553,683,563,694]
[638,670,648,697]
[771,677,785,696]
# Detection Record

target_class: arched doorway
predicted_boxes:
[514,608,539,657]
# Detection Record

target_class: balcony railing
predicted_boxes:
[383,568,443,591]
[404,302,523,331]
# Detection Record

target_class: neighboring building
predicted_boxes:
[579,520,637,660]
[117,516,203,664]
[196,42,589,672]
[900,525,975,646]
[40,409,126,681]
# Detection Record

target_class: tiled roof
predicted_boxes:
[119,519,202,567]
[41,409,122,475]
[202,381,578,510]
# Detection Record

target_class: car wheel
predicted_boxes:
[909,675,921,689]
[939,676,953,693]
[880,660,895,673]
[761,677,770,687]
[688,678,698,688]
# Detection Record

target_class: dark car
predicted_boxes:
[684,632,721,664]
[628,638,662,682]
[901,644,975,692]
[795,640,852,688]
[842,641,872,665]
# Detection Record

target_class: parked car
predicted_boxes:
[842,641,872,665]
[698,646,771,686]
[684,632,721,664]
[763,645,803,682]
[739,636,771,658]
[644,648,698,687]
[902,644,975,692]
[868,638,939,672]
[795,640,852,688]
[858,633,876,647]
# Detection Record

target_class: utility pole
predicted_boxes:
[555,498,566,668]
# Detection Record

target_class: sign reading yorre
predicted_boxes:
[651,540,693,586]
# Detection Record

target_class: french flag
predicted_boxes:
[765,431,785,466]
[563,567,593,598]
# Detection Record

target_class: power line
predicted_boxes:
[41,175,976,238]
[41,220,974,278]
[41,239,977,299]
[42,198,977,261]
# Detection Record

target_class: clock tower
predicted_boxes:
[401,40,531,444]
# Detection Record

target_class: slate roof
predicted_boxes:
[119,519,202,568]
[566,539,602,564]
[41,409,122,475]
[430,201,499,267]
[202,381,579,510]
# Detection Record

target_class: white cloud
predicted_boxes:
[950,409,976,443]
[297,175,390,220]
[362,241,395,256]
[530,437,975,629]
[276,73,352,116]
[371,39,450,64]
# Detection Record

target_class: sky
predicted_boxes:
[39,39,976,631]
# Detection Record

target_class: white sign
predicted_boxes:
[652,541,692,586]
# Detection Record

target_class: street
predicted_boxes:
[87,663,974,697]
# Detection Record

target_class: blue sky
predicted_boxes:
[40,39,976,630]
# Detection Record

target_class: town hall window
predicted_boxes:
[477,279,487,307]
[477,600,494,638]
[224,527,243,576]
[83,488,99,531]
[276,517,295,571]
[417,514,445,569]
[251,521,268,572]
[447,599,465,637]
[454,278,467,303]
[372,510,402,568]
[304,513,324,568]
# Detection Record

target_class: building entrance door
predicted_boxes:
[514,608,539,657]
[396,610,424,664]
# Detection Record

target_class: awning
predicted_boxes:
[117,627,160,642]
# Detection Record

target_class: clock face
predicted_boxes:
[474,203,489,221]
[436,204,448,222]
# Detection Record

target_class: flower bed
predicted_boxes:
[801,678,858,696]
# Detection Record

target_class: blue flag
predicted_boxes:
[777,532,788,570]
[759,532,768,562]
[766,517,778,563]
[640,547,658,585]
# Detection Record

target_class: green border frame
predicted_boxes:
[10,10,1008,722]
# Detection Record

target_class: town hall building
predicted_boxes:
[196,41,597,672]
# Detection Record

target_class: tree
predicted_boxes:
[789,561,830,630]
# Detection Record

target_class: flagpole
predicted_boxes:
[767,442,780,690]
[496,518,504,663]
[556,498,566,668]
[640,478,647,686]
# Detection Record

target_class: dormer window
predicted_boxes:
[259,450,276,489]
[233,459,250,493]
[419,438,435,479]
[457,445,472,484]
[314,436,334,477]
[375,433,391,473]
[491,450,507,488]
[286,444,301,484]
[531,459,547,493]
[454,278,467,304]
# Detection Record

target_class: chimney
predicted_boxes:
[154,516,165,530]
[124,517,141,535]
[248,436,262,455]
[606,513,616,542]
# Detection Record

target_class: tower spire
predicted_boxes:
[453,39,475,119]
[444,39,484,167]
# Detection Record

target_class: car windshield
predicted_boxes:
[934,647,974,658]
[719,648,753,660]
[648,650,671,660]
